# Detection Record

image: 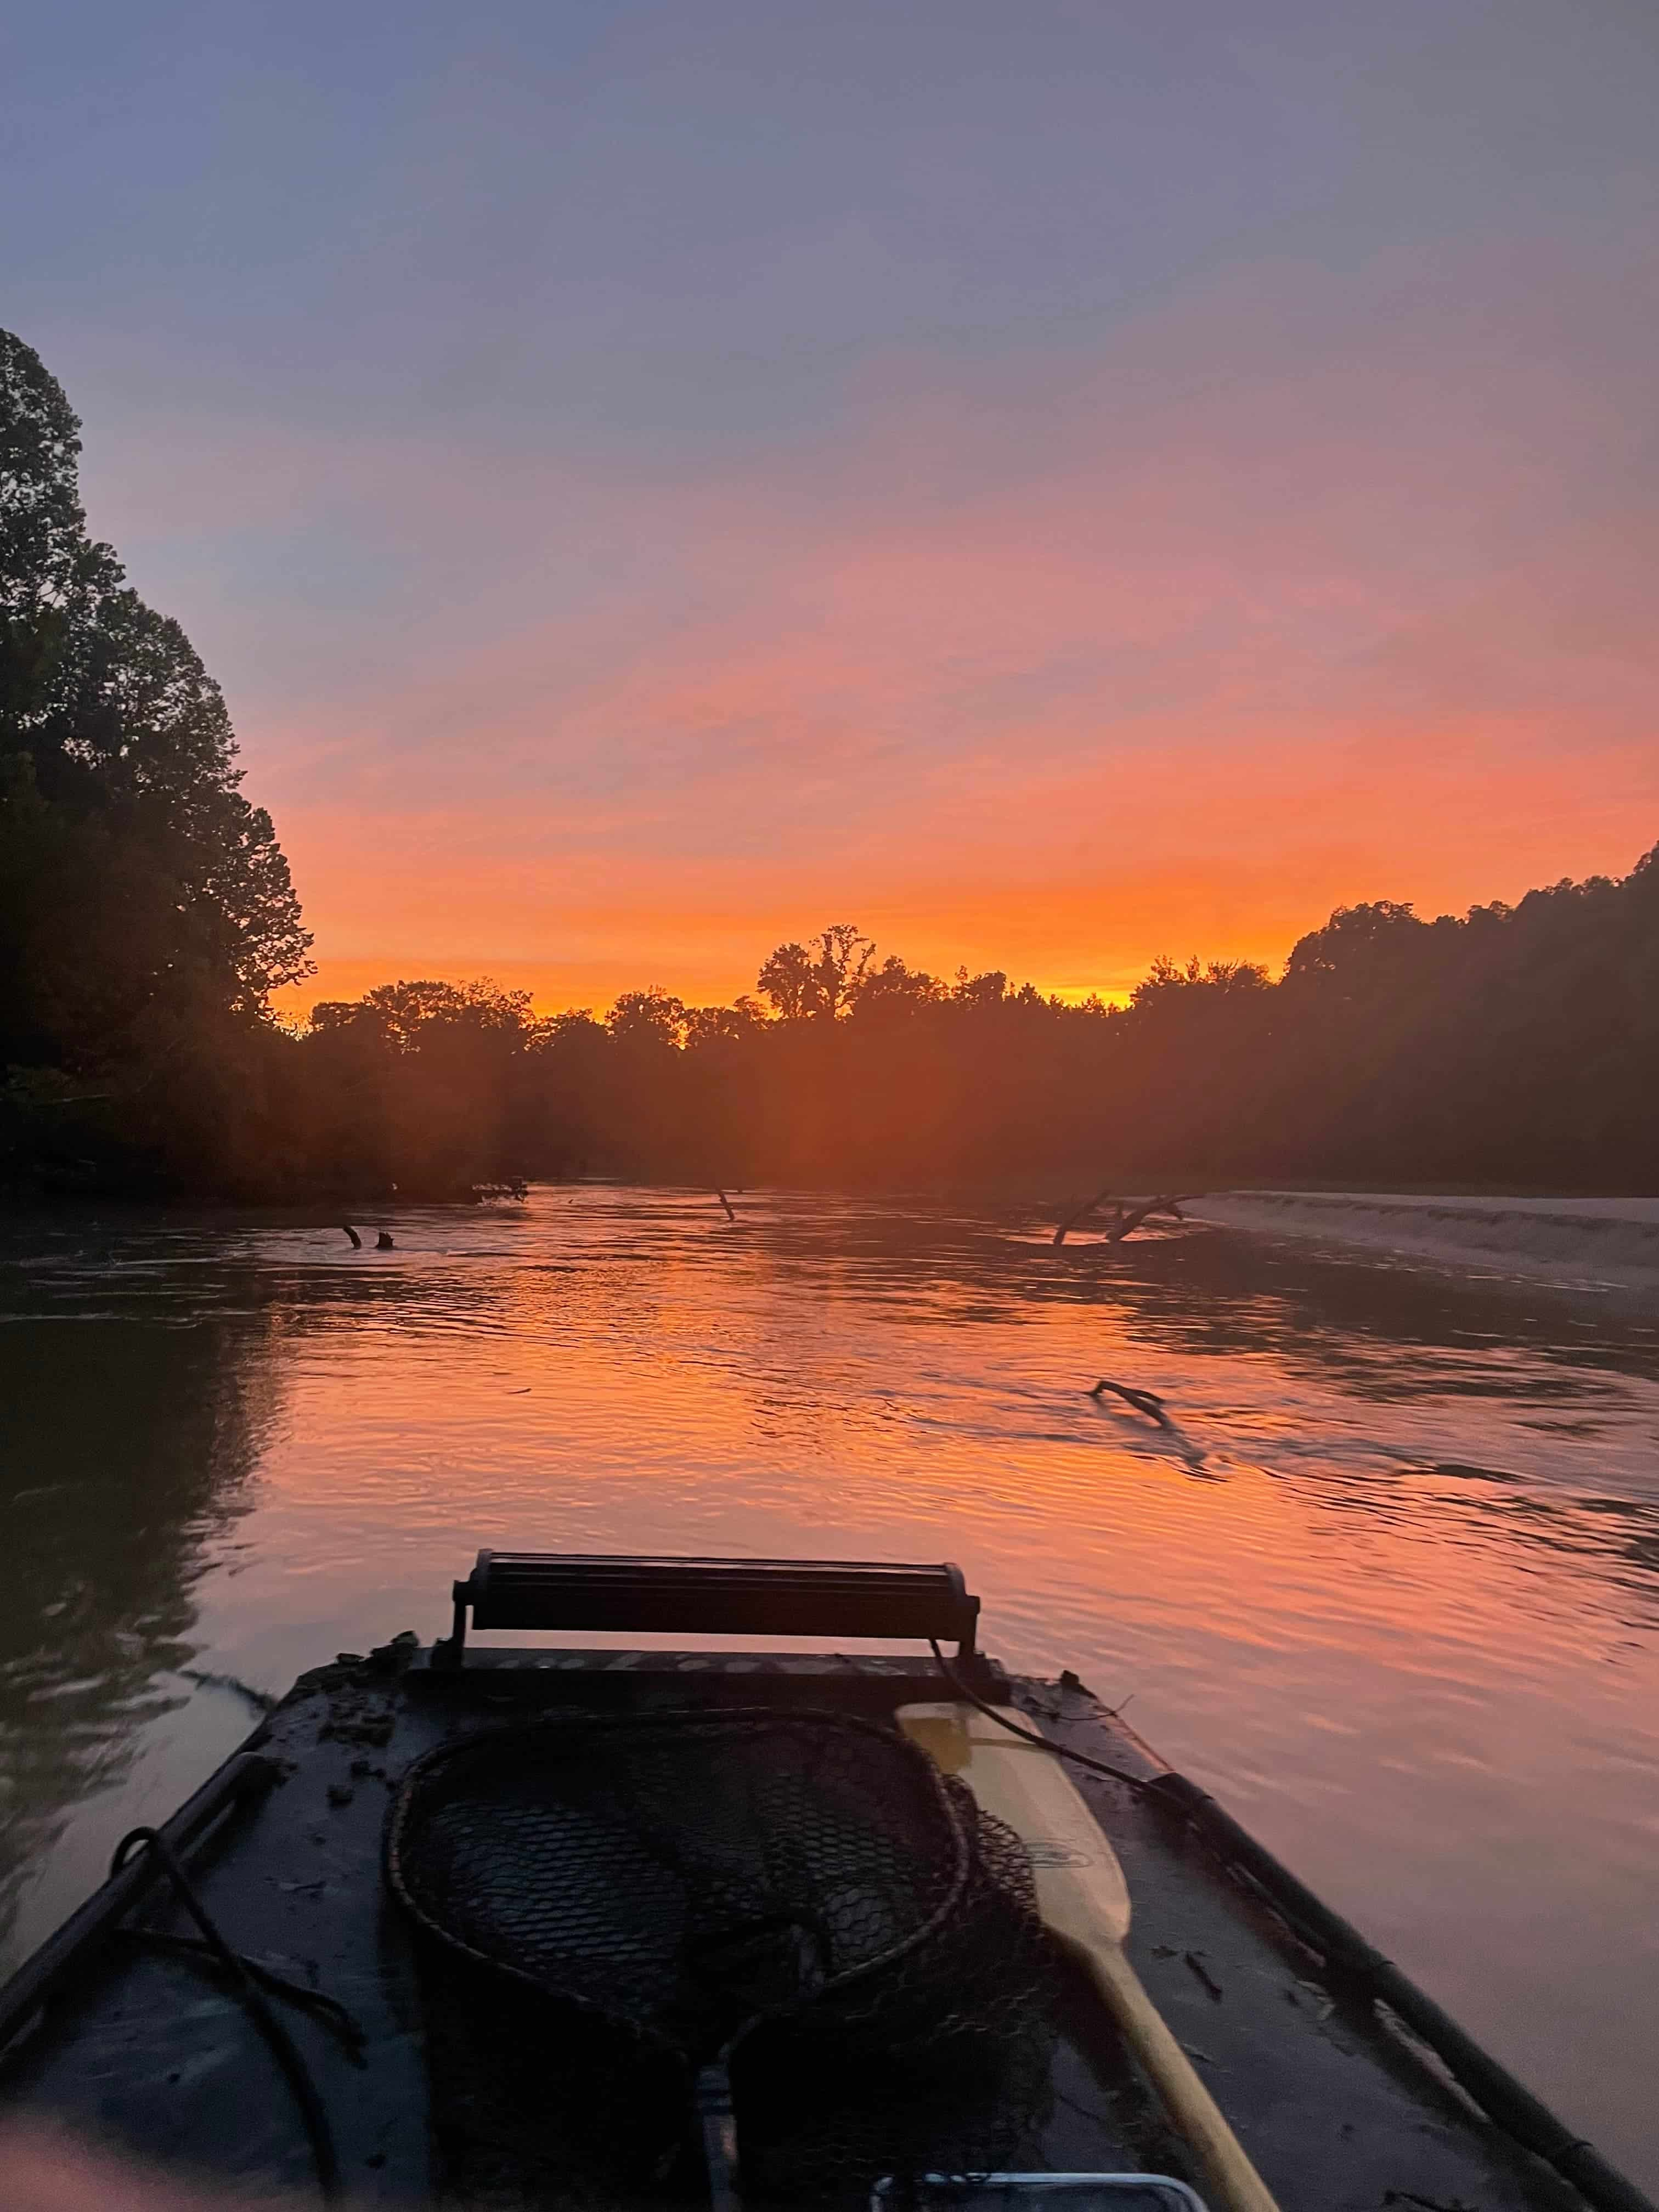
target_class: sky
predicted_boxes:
[5,0,1657,1014]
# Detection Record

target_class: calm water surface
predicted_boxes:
[4,1188,1658,2183]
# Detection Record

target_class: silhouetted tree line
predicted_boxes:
[272,872,1659,1195]
[4,331,1655,1200]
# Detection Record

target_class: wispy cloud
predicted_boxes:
[79,232,1658,1014]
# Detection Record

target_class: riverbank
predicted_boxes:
[1186,1190,1659,1295]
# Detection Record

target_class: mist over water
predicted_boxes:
[3,1187,1657,2184]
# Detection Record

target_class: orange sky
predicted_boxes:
[50,60,1654,1026]
[247,246,1655,1018]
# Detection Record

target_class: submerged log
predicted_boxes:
[1052,1184,1118,1246]
[1054,1190,1204,1246]
[1090,1378,1175,1430]
[341,1224,363,1249]
[1104,1192,1203,1242]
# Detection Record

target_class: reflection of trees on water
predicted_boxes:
[0,1297,284,1959]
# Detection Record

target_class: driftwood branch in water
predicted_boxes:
[1053,1190,1205,1246]
[1090,1379,1174,1430]
[714,1189,737,1222]
[180,1667,280,1716]
[1052,1184,1119,1246]
[1104,1192,1204,1242]
[376,1230,395,1249]
[340,1224,363,1248]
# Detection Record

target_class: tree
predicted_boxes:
[294,976,543,1199]
[855,955,945,1017]
[310,978,532,1052]
[1130,955,1271,1009]
[1,329,312,1088]
[606,986,687,1049]
[684,997,769,1049]
[809,923,876,1019]
[756,940,815,1020]
[951,967,1008,1009]
[757,923,874,1020]
[0,330,121,732]
[1282,900,1425,992]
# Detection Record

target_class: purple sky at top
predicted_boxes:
[5,1,1657,1007]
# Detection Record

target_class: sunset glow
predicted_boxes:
[11,4,1656,1015]
[9,13,1659,2198]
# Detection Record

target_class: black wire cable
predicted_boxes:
[116,1929,367,2062]
[110,1826,344,2203]
[927,1641,1151,1794]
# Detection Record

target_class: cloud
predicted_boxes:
[77,232,1658,1013]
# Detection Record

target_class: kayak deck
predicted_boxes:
[0,1635,1611,2210]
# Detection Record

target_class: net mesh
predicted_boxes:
[385,1708,1058,2207]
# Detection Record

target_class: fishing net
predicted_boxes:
[385,1708,1058,2208]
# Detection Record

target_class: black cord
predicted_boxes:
[927,1641,1151,1795]
[116,1930,367,2062]
[110,1826,344,2203]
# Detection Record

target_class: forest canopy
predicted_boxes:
[3,330,1655,1200]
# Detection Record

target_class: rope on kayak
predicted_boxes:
[109,1825,345,2204]
[116,1929,366,2059]
[928,1642,1152,1795]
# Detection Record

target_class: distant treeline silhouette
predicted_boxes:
[281,877,1657,1198]
[4,330,1656,1201]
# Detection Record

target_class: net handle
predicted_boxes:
[695,2060,743,2212]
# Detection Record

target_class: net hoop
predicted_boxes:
[383,1706,981,2057]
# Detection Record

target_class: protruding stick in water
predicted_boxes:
[1091,1378,1173,1430]
[1054,1190,1205,1246]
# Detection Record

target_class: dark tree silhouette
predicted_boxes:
[758,923,876,1021]
[2,329,311,1194]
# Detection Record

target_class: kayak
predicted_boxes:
[0,1553,1648,2212]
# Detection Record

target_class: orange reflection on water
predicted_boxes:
[4,1190,1658,2183]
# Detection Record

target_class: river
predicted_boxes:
[3,1187,1657,2186]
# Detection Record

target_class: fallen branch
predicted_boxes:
[340,1224,362,1249]
[1107,1192,1204,1241]
[1054,1190,1205,1246]
[1052,1183,1118,1246]
[714,1189,737,1222]
[1090,1378,1174,1430]
[180,1667,279,1716]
